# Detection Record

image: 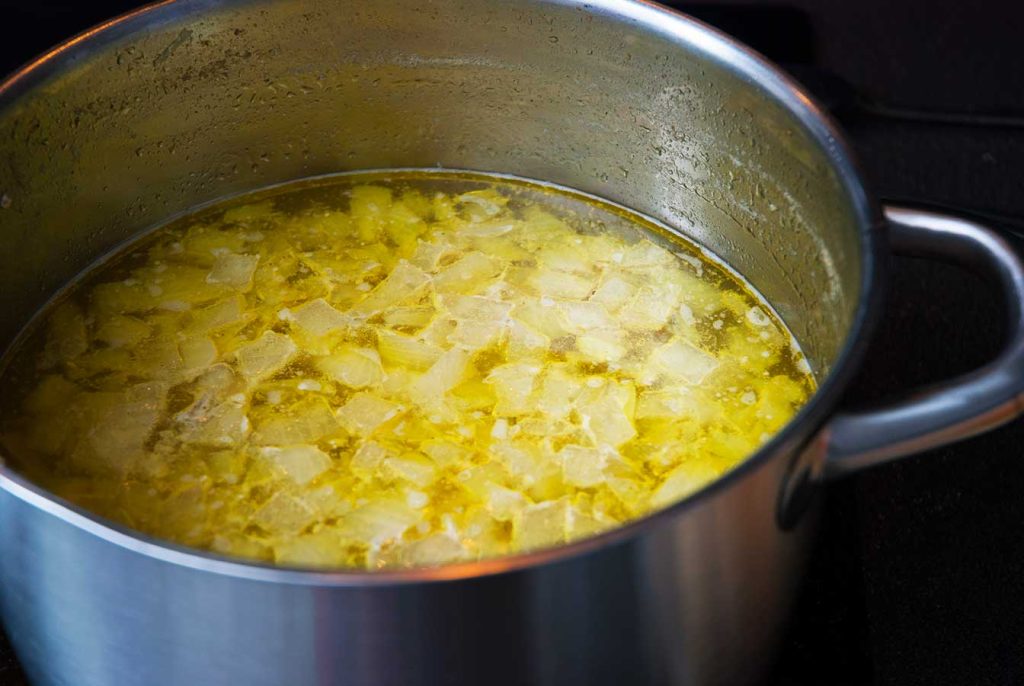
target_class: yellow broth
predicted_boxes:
[0,172,815,569]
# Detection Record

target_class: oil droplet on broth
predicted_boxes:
[0,171,815,570]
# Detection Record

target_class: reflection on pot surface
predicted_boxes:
[0,171,814,570]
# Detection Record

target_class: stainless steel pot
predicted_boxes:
[2,2,1023,685]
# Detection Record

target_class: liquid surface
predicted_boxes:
[0,172,814,569]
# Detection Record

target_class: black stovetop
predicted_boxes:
[3,2,1024,685]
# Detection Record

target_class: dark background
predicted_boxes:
[3,2,1024,685]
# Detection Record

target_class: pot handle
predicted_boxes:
[779,205,1024,526]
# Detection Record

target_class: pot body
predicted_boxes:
[0,1,876,685]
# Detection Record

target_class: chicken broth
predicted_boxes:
[0,171,814,569]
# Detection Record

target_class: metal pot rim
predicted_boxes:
[0,0,883,586]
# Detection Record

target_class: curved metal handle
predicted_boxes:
[779,205,1024,526]
[824,205,1024,477]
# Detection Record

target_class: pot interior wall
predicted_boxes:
[0,0,865,375]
